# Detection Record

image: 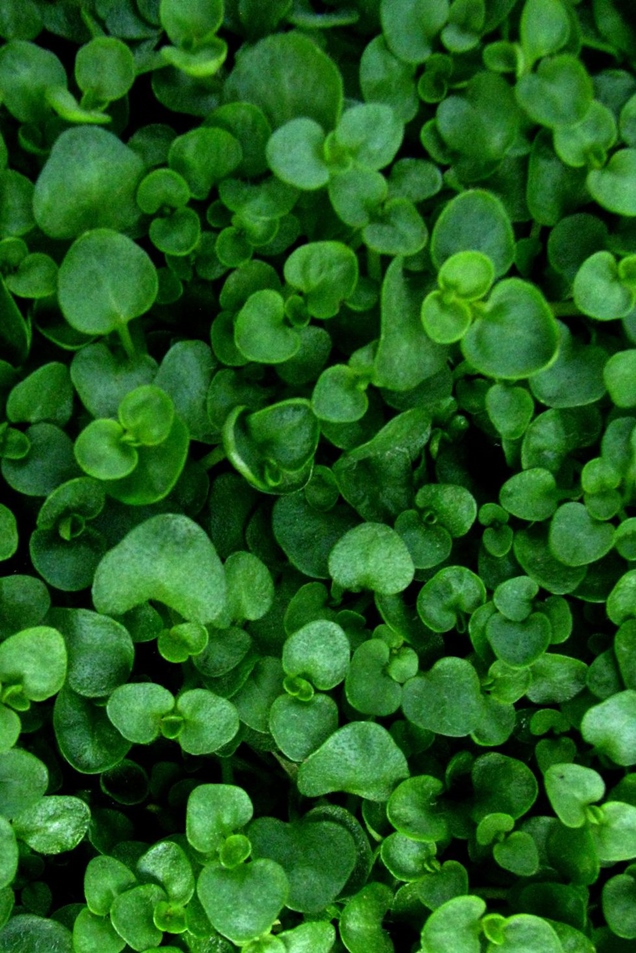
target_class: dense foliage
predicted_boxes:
[1,0,636,950]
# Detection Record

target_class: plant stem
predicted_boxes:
[199,446,227,470]
[367,248,382,282]
[550,302,584,317]
[117,323,137,361]
[220,757,234,785]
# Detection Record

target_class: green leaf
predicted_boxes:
[0,275,29,366]
[462,279,559,380]
[381,831,436,882]
[592,801,636,863]
[437,72,521,171]
[381,0,450,63]
[110,883,166,951]
[489,914,564,953]
[284,241,358,319]
[312,365,369,423]
[269,693,338,761]
[608,570,636,625]
[573,251,635,320]
[92,514,227,624]
[0,747,48,817]
[235,289,299,364]
[329,165,387,228]
[387,775,448,842]
[486,612,551,668]
[0,915,72,953]
[581,691,636,765]
[0,626,66,701]
[118,385,174,447]
[530,321,607,408]
[417,566,485,632]
[554,100,617,168]
[602,873,636,939]
[13,796,89,854]
[100,413,189,506]
[272,492,359,578]
[516,55,593,129]
[604,350,636,407]
[175,689,239,754]
[438,250,495,301]
[266,117,329,190]
[197,858,289,944]
[472,753,538,820]
[71,343,158,420]
[153,339,216,443]
[169,127,242,199]
[297,721,409,801]
[374,258,448,391]
[107,682,174,744]
[486,383,534,439]
[0,39,65,123]
[5,251,58,299]
[75,37,135,102]
[335,103,403,170]
[0,505,17,562]
[224,399,319,495]
[548,502,614,566]
[403,657,484,736]
[248,816,356,913]
[137,840,194,905]
[431,189,514,277]
[54,688,131,774]
[0,0,42,41]
[186,784,253,853]
[588,149,636,216]
[329,523,415,595]
[225,32,343,130]
[0,818,17,890]
[360,35,418,123]
[1,422,78,498]
[160,0,223,47]
[345,638,403,716]
[51,609,134,698]
[278,922,336,953]
[72,909,126,953]
[283,619,350,690]
[500,468,558,521]
[75,419,138,481]
[340,882,394,953]
[58,229,158,337]
[363,197,428,256]
[420,895,485,953]
[6,363,72,427]
[545,763,605,827]
[33,127,144,239]
[520,0,570,65]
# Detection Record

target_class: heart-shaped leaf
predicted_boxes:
[462,278,559,380]
[545,763,605,827]
[297,721,409,801]
[197,858,289,944]
[92,514,227,624]
[248,816,356,912]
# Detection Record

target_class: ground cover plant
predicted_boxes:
[2,0,636,950]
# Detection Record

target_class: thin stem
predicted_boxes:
[220,757,234,785]
[117,323,137,361]
[199,446,227,470]
[550,302,584,317]
[367,248,382,283]
[471,888,509,900]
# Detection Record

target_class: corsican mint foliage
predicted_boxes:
[0,1,635,951]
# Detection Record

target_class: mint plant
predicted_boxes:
[2,1,636,951]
